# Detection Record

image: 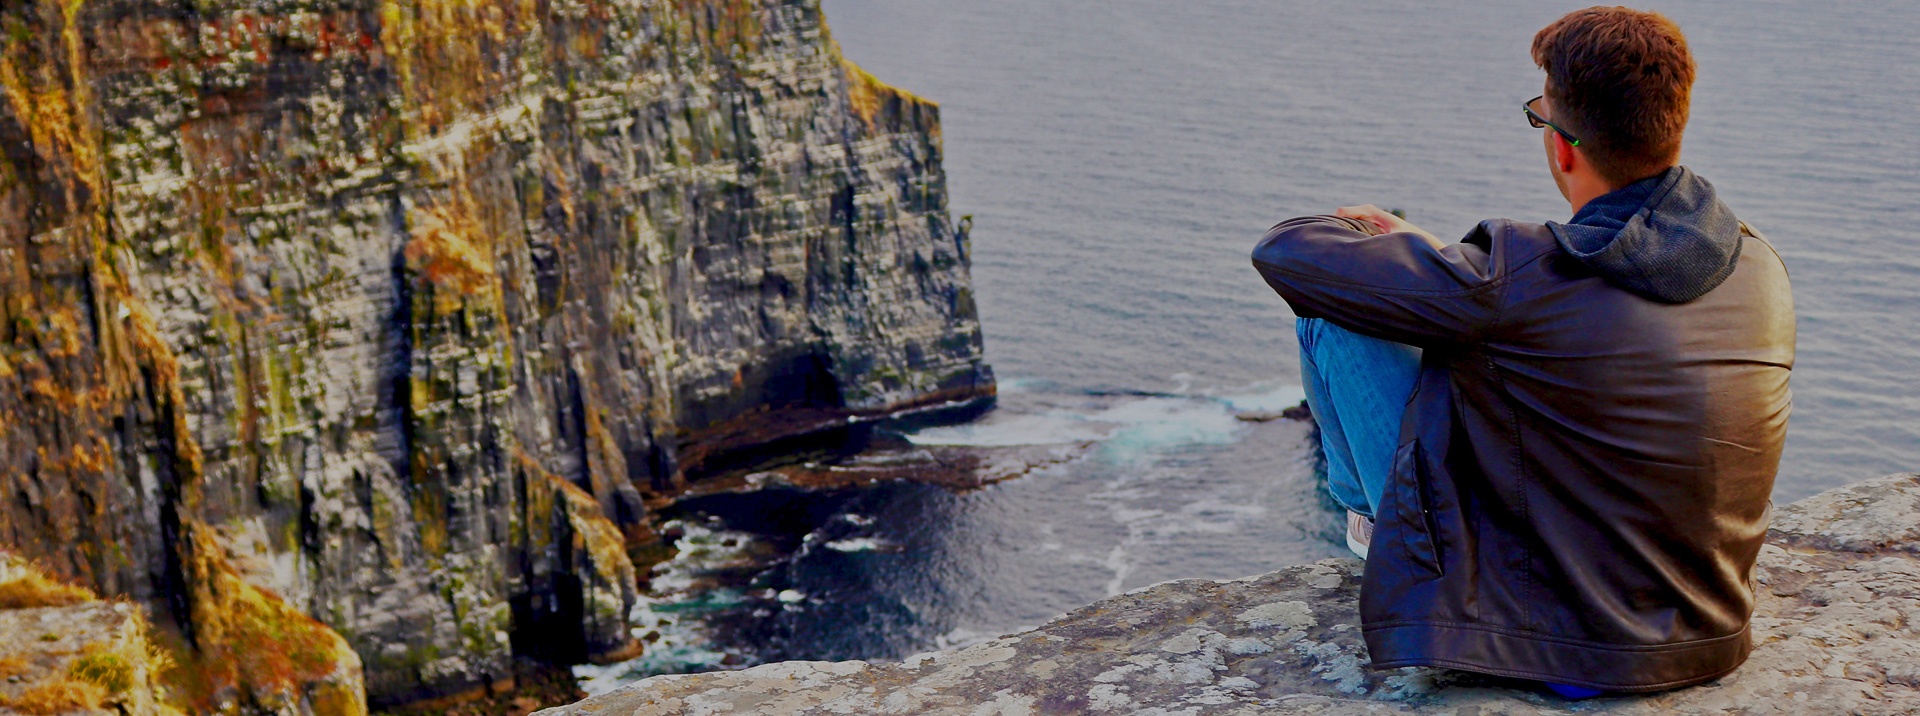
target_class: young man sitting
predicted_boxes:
[1252,6,1794,697]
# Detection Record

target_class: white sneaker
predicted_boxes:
[1346,510,1374,560]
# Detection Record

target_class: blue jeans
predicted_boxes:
[1296,317,1421,520]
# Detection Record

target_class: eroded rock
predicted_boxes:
[541,474,1920,715]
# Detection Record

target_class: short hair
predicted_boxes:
[1531,7,1695,184]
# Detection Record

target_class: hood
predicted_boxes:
[1547,166,1742,304]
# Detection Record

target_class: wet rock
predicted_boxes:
[1234,400,1312,423]
[540,474,1920,715]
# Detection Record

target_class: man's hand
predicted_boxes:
[1336,204,1443,248]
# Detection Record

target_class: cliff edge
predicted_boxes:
[540,473,1920,715]
[0,0,988,710]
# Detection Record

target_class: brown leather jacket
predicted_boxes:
[1252,173,1793,691]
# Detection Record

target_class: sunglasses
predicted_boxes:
[1524,95,1581,147]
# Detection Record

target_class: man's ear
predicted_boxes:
[1552,133,1579,174]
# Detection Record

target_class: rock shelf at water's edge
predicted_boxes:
[540,473,1920,715]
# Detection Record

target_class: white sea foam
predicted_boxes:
[904,410,1112,447]
[646,519,764,595]
[823,537,894,553]
[573,589,741,695]
[1218,384,1309,414]
[1091,397,1244,465]
[906,383,1306,454]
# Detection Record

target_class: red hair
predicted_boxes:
[1532,7,1695,184]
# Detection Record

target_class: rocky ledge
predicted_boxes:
[538,473,1920,715]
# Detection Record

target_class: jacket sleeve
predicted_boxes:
[1251,215,1505,347]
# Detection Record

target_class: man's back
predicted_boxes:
[1481,219,1792,645]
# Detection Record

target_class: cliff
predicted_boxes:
[0,0,990,711]
[540,473,1920,715]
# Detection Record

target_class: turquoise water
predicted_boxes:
[578,2,1920,688]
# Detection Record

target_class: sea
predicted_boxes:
[578,0,1920,690]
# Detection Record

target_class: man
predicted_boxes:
[1251,7,1793,697]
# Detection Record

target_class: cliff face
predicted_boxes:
[536,473,1920,716]
[0,0,990,710]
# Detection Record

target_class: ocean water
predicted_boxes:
[578,384,1333,691]
[579,1,1920,689]
[819,0,1919,498]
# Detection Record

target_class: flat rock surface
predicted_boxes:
[1768,473,1920,555]
[540,474,1920,715]
[0,602,162,716]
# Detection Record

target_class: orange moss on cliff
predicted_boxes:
[404,198,501,314]
[841,59,897,132]
[0,0,99,195]
[0,563,96,609]
[668,0,764,58]
[2,678,107,715]
[377,0,535,135]
[0,0,158,598]
[818,16,933,132]
[169,522,367,716]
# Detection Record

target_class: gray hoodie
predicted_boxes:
[1547,165,1744,304]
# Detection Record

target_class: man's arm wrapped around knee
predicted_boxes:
[1251,215,1513,348]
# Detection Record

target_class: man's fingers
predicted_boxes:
[1336,204,1396,233]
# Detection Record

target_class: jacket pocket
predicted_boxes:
[1390,440,1444,576]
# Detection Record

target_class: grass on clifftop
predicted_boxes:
[0,552,96,609]
[0,570,95,610]
[2,678,107,715]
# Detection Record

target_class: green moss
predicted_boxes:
[867,364,903,388]
[66,650,134,694]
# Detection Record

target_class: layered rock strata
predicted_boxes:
[543,473,1920,715]
[0,0,989,710]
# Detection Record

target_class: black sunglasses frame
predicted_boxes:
[1524,95,1581,147]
